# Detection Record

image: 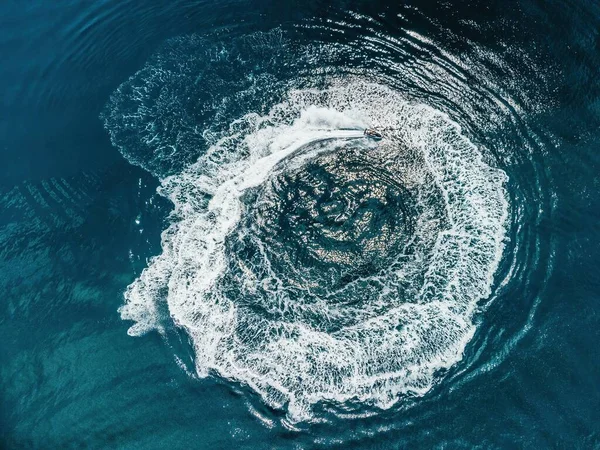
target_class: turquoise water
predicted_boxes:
[2,0,600,448]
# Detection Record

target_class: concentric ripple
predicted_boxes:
[100,23,546,422]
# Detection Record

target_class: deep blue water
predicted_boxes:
[2,0,600,448]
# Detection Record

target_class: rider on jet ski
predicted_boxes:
[364,128,383,140]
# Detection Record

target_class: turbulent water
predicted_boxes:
[103,22,540,423]
[3,0,600,447]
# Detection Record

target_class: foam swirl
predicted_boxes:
[108,74,508,420]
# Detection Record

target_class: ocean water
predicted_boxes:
[1,0,600,448]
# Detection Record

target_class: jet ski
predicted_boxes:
[364,128,383,140]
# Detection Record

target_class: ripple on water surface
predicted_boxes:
[102,20,554,424]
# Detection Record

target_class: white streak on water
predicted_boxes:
[115,82,508,422]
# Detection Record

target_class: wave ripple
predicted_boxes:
[97,22,543,422]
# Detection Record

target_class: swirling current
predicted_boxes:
[101,14,556,426]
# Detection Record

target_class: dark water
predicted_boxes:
[2,0,600,448]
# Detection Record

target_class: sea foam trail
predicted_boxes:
[117,83,508,422]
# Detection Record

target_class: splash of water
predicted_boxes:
[112,78,508,421]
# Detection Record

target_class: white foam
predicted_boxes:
[118,81,508,422]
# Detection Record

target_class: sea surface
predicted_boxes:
[1,0,600,448]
